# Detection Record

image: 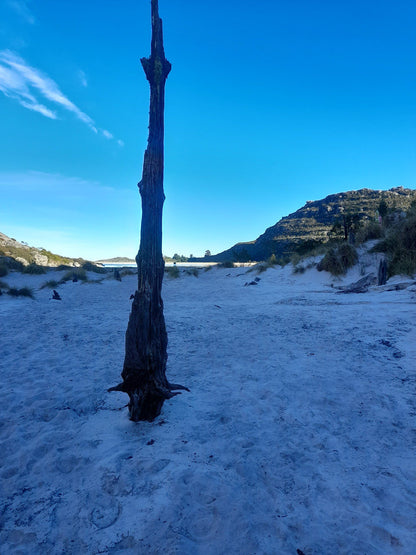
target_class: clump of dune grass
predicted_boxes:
[40,279,60,289]
[293,264,306,274]
[292,260,317,274]
[255,263,269,274]
[61,268,88,282]
[184,268,199,277]
[218,261,235,268]
[120,268,136,277]
[165,266,180,278]
[246,254,281,275]
[22,263,47,275]
[290,245,327,268]
[7,287,34,298]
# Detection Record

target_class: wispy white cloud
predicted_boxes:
[0,62,57,119]
[7,0,35,25]
[0,50,123,144]
[117,139,125,147]
[78,69,88,88]
[0,50,97,131]
[19,99,57,119]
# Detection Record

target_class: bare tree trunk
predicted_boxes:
[109,0,187,421]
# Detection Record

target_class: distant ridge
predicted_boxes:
[199,187,416,262]
[95,256,135,264]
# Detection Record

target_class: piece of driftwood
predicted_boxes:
[336,272,415,294]
[377,281,416,292]
[335,273,377,294]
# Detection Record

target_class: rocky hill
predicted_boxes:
[0,232,84,268]
[203,187,416,262]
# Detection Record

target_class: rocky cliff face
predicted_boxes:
[207,187,416,262]
[0,232,82,267]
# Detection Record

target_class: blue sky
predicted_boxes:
[0,0,415,260]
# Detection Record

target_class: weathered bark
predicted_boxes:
[109,0,187,421]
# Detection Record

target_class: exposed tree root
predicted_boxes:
[108,378,189,422]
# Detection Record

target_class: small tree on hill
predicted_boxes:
[378,199,388,225]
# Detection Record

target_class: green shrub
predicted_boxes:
[40,280,60,289]
[22,263,46,274]
[218,261,235,268]
[355,221,383,244]
[401,210,416,250]
[317,244,358,276]
[120,268,136,276]
[204,265,213,272]
[317,248,343,275]
[338,243,358,268]
[62,268,88,282]
[7,287,34,298]
[165,266,180,278]
[82,261,107,274]
[374,210,416,277]
[388,249,416,277]
[0,265,8,277]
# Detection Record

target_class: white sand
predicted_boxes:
[0,261,415,554]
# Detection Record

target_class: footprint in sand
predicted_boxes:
[90,496,121,529]
[55,455,82,473]
[186,507,218,541]
[150,458,171,473]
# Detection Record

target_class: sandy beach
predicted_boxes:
[0,259,415,554]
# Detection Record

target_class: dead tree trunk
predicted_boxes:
[109,0,187,421]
